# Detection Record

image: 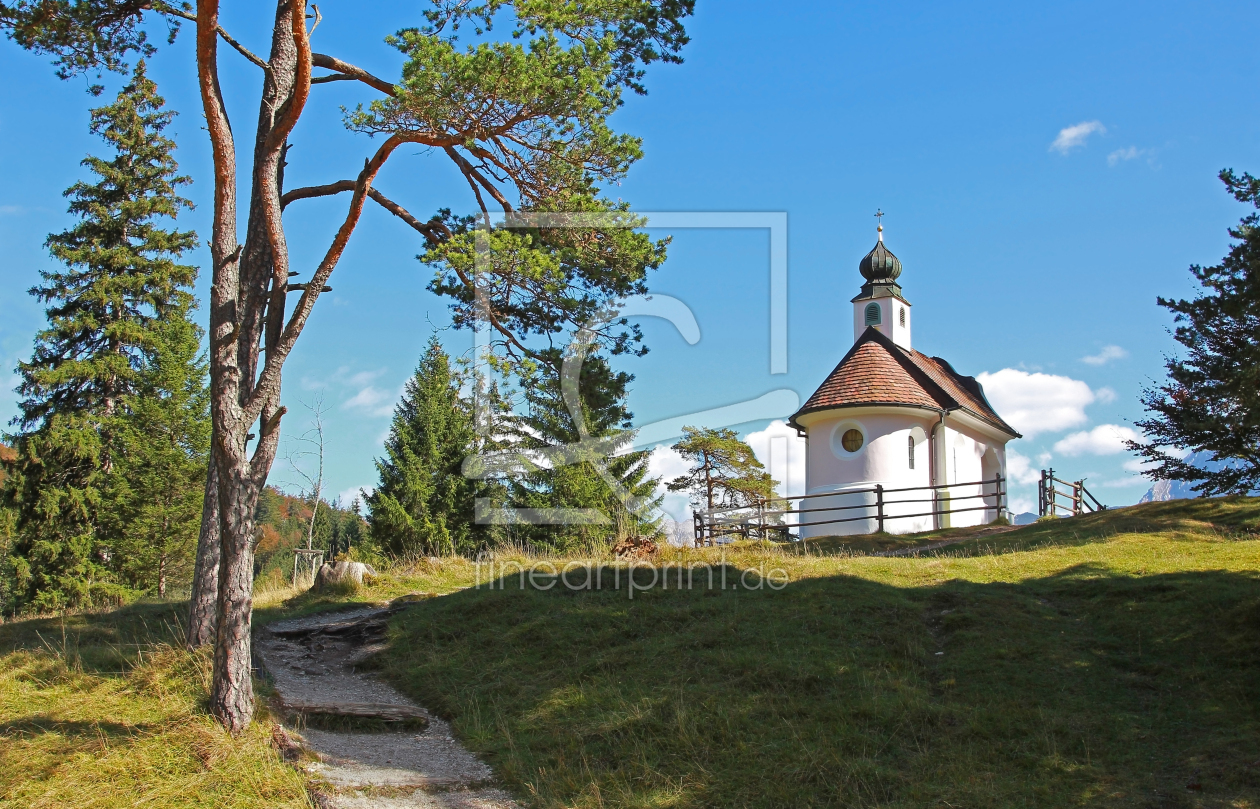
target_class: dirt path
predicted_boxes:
[258,603,518,809]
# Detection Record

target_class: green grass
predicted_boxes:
[365,498,1260,808]
[5,498,1260,807]
[0,603,310,808]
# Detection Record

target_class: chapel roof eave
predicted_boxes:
[789,326,1020,439]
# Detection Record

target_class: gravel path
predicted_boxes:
[259,604,518,809]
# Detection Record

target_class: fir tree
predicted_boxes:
[367,337,489,557]
[1,62,198,611]
[1128,169,1260,494]
[509,354,660,552]
[15,59,196,428]
[103,314,210,598]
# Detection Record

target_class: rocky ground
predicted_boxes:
[258,604,518,809]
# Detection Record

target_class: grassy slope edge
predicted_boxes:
[373,497,1260,808]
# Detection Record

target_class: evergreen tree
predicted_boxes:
[1,62,198,611]
[102,314,210,598]
[15,59,195,428]
[1128,170,1260,495]
[668,427,777,513]
[509,354,660,552]
[367,337,489,557]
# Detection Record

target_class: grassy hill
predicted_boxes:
[3,497,1260,807]
[370,498,1260,808]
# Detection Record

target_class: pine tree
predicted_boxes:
[1128,170,1260,495]
[509,354,660,552]
[103,314,210,598]
[368,337,489,558]
[668,427,777,513]
[1,62,198,611]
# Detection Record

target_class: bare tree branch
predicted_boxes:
[444,147,513,213]
[245,133,407,428]
[162,5,268,70]
[281,180,449,244]
[311,52,394,96]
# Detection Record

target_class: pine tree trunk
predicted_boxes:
[209,455,262,734]
[186,458,219,648]
[158,553,167,599]
[202,1,298,733]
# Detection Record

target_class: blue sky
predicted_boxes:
[0,1,1257,517]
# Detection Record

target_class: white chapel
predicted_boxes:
[787,224,1020,537]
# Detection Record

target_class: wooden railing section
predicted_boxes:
[1037,468,1105,518]
[692,475,1006,546]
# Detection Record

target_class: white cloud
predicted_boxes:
[341,385,400,417]
[1052,424,1143,456]
[1122,458,1147,473]
[1095,387,1118,404]
[1081,345,1128,366]
[1107,146,1154,167]
[1005,449,1042,485]
[647,445,694,522]
[743,420,807,498]
[1051,120,1106,154]
[337,486,372,508]
[976,369,1095,436]
[305,365,385,391]
[648,444,691,482]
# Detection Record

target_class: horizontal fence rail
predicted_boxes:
[1038,468,1106,519]
[693,475,1008,546]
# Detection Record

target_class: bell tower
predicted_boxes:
[852,212,911,349]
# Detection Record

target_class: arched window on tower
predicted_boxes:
[865,303,881,326]
[899,306,906,327]
[908,434,915,469]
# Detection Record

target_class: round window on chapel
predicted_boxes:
[841,429,864,453]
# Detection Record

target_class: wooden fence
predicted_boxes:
[1037,468,1105,518]
[692,475,1006,546]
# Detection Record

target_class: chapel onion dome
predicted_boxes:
[853,224,905,300]
[858,227,902,283]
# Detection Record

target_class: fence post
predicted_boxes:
[995,473,1004,521]
[1073,481,1082,517]
[875,484,885,534]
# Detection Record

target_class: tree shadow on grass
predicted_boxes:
[0,600,185,673]
[0,715,156,740]
[378,561,1260,808]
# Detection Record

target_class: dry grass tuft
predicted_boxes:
[0,611,309,809]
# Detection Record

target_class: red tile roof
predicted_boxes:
[792,328,1019,437]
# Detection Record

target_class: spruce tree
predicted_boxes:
[367,337,487,557]
[15,59,196,428]
[103,314,210,598]
[509,354,660,552]
[1128,170,1260,495]
[1,62,198,611]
